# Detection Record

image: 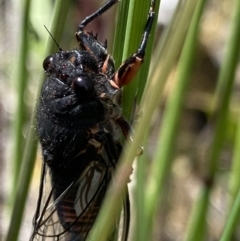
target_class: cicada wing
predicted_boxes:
[56,160,110,241]
[30,160,109,241]
[30,162,67,241]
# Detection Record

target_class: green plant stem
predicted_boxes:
[6,116,38,241]
[207,0,240,200]
[112,0,130,67]
[7,0,32,238]
[218,0,240,239]
[142,1,205,240]
[185,187,211,241]
[6,1,71,241]
[12,0,31,197]
[148,0,184,77]
[227,1,240,205]
[220,187,240,241]
[229,113,240,203]
[133,149,148,241]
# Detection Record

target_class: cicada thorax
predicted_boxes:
[76,31,116,77]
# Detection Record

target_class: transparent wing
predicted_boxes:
[30,159,109,241]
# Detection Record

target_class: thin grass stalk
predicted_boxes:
[147,0,187,75]
[142,1,205,240]
[11,0,31,199]
[184,187,210,241]
[133,2,188,238]
[207,0,240,181]
[88,1,197,240]
[112,0,130,67]
[185,0,240,240]
[220,187,240,241]
[132,1,183,237]
[219,1,240,240]
[5,2,71,241]
[229,112,240,203]
[227,0,240,205]
[133,148,149,241]
[141,0,186,108]
[148,0,183,77]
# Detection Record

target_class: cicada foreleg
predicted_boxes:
[77,0,118,32]
[113,1,156,155]
[75,0,117,75]
[111,1,155,88]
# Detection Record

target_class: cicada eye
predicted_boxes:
[72,76,95,99]
[43,55,54,71]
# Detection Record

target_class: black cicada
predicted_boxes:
[30,0,155,240]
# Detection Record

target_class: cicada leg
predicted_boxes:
[77,0,118,32]
[75,0,117,76]
[111,0,155,88]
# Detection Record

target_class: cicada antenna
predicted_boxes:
[44,25,63,52]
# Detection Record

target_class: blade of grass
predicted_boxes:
[132,2,188,234]
[11,0,31,199]
[5,1,71,241]
[140,0,184,107]
[132,147,149,241]
[148,0,183,77]
[218,0,240,240]
[112,0,130,67]
[184,187,211,241]
[229,113,240,203]
[142,1,205,240]
[185,0,240,240]
[134,0,184,238]
[88,1,197,240]
[220,187,240,241]
[226,0,240,206]
[207,1,240,183]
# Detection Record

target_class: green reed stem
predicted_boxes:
[6,1,71,241]
[11,0,31,198]
[143,1,205,240]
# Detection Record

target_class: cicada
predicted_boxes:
[30,0,155,240]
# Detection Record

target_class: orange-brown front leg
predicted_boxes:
[111,1,155,88]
